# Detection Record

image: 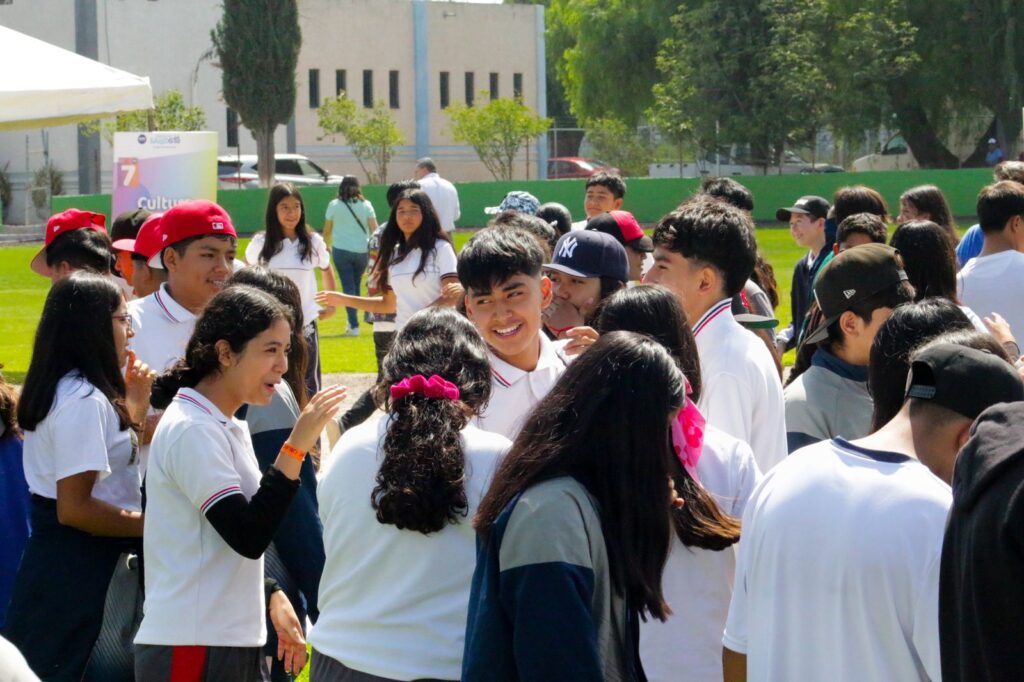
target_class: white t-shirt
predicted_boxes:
[310,417,509,680]
[22,372,141,512]
[245,232,332,327]
[416,172,461,232]
[694,299,786,473]
[387,241,459,330]
[640,426,761,682]
[135,387,266,647]
[723,438,948,682]
[127,283,197,373]
[957,249,1024,338]
[475,334,569,440]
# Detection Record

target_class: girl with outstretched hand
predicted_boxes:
[5,272,155,680]
[133,285,346,681]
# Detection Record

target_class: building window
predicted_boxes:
[363,69,373,108]
[335,69,347,96]
[308,68,320,109]
[465,72,475,106]
[489,72,499,100]
[513,73,523,99]
[389,70,400,109]
[440,71,450,109]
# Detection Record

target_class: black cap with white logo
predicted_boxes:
[776,195,830,222]
[545,230,629,283]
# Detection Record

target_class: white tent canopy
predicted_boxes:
[0,25,153,132]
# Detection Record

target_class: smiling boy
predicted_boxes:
[459,227,569,440]
[571,171,627,230]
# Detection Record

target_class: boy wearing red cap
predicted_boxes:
[585,210,653,281]
[128,199,237,375]
[112,213,167,299]
[29,209,112,283]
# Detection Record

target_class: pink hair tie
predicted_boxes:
[671,379,706,484]
[390,374,461,402]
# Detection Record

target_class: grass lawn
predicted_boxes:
[0,228,804,383]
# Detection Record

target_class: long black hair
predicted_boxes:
[258,183,314,264]
[18,272,130,431]
[594,286,741,551]
[338,175,364,202]
[868,298,974,431]
[151,286,291,410]
[226,267,310,408]
[370,307,492,534]
[890,220,960,302]
[374,189,453,290]
[900,185,958,246]
[476,331,684,621]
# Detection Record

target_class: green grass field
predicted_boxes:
[0,229,804,383]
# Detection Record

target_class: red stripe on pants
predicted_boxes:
[170,645,207,681]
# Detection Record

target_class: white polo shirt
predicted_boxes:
[388,242,459,330]
[693,299,786,473]
[127,283,197,372]
[244,232,331,327]
[311,417,509,680]
[475,334,569,439]
[723,438,948,681]
[416,172,461,232]
[22,372,141,512]
[135,388,266,647]
[640,426,761,682]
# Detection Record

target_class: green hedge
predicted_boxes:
[54,168,993,234]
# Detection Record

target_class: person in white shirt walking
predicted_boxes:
[722,337,1023,682]
[414,157,460,233]
[311,308,509,681]
[957,180,1024,337]
[644,198,786,473]
[247,183,337,394]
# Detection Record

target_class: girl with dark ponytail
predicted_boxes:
[594,285,756,682]
[309,306,508,682]
[6,272,155,680]
[134,286,348,681]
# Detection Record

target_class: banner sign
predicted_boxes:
[112,131,217,217]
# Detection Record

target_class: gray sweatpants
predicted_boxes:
[309,651,457,682]
[135,644,268,682]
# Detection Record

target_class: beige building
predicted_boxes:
[0,0,546,223]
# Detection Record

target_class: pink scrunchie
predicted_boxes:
[390,374,461,402]
[670,383,706,484]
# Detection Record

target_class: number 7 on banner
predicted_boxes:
[119,158,139,188]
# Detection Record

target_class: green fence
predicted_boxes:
[54,168,994,234]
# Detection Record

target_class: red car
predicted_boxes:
[547,157,620,179]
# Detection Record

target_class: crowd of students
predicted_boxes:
[1,164,1023,682]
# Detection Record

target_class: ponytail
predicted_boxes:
[150,361,208,410]
[371,394,470,533]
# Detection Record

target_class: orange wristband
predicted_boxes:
[280,442,305,462]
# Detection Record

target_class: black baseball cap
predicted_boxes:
[776,195,830,222]
[110,208,152,243]
[906,343,1024,419]
[545,230,629,283]
[804,243,908,345]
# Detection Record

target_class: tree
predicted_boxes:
[212,0,300,187]
[318,94,405,184]
[81,89,206,143]
[446,97,551,181]
[582,117,655,176]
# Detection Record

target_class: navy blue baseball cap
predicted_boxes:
[545,231,629,283]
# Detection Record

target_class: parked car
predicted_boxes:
[851,135,918,172]
[547,157,620,179]
[217,153,345,189]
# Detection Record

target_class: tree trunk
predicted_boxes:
[254,125,276,187]
[886,82,960,169]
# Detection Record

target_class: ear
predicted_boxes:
[463,294,475,320]
[833,243,840,255]
[214,339,235,369]
[838,309,861,339]
[612,198,624,211]
[540,275,554,308]
[955,422,973,451]
[697,264,720,296]
[161,246,179,273]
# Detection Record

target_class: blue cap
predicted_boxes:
[485,190,540,216]
[545,231,629,283]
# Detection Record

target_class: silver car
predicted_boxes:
[217,154,345,189]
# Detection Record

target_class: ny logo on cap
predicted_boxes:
[212,221,225,231]
[843,289,857,299]
[558,236,579,259]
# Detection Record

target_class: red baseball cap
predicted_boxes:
[112,213,163,261]
[586,210,653,252]
[30,209,107,276]
[149,200,237,268]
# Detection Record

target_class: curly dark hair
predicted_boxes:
[370,307,492,534]
[0,370,20,438]
[151,286,291,410]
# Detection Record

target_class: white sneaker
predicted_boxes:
[345,326,361,337]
